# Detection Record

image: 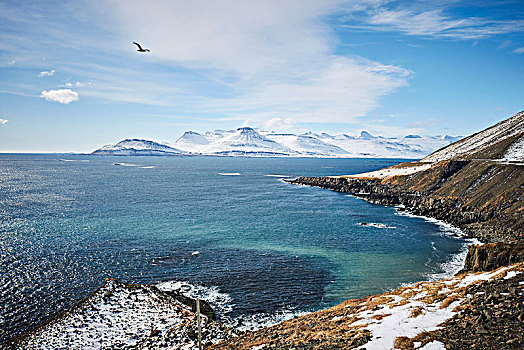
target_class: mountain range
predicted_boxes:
[92,127,461,159]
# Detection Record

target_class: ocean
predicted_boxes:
[0,154,471,342]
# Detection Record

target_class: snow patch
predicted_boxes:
[344,163,434,179]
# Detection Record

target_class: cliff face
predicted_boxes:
[461,243,524,273]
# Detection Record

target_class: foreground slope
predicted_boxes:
[422,111,524,162]
[3,279,238,349]
[211,262,524,350]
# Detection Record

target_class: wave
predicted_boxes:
[394,210,481,280]
[58,159,90,162]
[265,174,290,178]
[219,173,241,176]
[114,163,141,167]
[357,222,397,229]
[156,280,233,316]
[139,166,156,169]
[156,280,310,332]
[395,210,468,238]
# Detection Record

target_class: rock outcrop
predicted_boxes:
[3,279,239,350]
[461,243,524,273]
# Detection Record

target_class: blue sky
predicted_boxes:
[0,0,523,152]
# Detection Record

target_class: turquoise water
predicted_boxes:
[0,154,468,341]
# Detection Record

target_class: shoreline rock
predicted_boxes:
[285,159,524,244]
[2,279,239,350]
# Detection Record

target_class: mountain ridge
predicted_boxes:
[92,127,461,159]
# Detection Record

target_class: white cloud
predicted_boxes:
[107,0,346,74]
[263,118,299,132]
[40,89,79,104]
[514,47,524,54]
[202,56,411,124]
[0,118,8,125]
[38,69,56,77]
[64,81,86,87]
[104,0,410,125]
[354,7,524,40]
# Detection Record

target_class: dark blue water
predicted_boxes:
[0,154,468,341]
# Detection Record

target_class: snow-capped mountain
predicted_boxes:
[93,127,462,159]
[264,133,348,157]
[207,127,294,156]
[92,139,182,156]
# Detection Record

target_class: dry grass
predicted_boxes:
[394,336,414,349]
[409,306,424,318]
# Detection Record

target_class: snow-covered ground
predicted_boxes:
[93,139,182,156]
[502,134,524,161]
[13,279,237,350]
[352,264,523,350]
[341,162,435,179]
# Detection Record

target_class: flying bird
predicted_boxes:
[133,42,150,53]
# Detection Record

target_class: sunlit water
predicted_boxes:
[0,154,469,341]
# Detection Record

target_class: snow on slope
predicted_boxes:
[422,110,524,162]
[93,139,183,156]
[342,162,435,179]
[198,127,295,156]
[264,133,348,156]
[92,128,459,158]
[175,131,213,152]
[502,134,524,161]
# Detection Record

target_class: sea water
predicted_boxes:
[0,154,470,341]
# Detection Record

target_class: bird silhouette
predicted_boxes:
[133,42,150,53]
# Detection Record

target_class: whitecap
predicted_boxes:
[218,172,241,176]
[265,174,289,178]
[139,166,156,169]
[156,280,233,316]
[58,159,90,162]
[114,163,140,167]
[357,222,397,229]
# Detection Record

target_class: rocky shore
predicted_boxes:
[285,160,523,244]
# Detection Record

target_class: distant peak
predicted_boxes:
[405,134,422,139]
[237,127,255,132]
[358,131,375,139]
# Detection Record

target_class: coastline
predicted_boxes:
[4,158,523,349]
